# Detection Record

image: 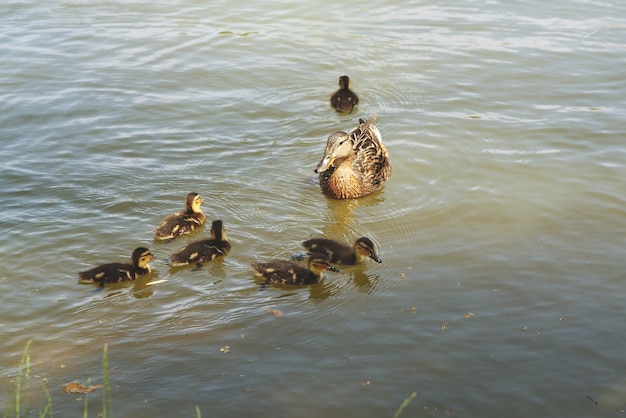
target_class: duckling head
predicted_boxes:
[210,220,227,241]
[308,254,340,275]
[314,132,353,173]
[186,192,204,213]
[132,247,154,269]
[355,237,382,263]
[338,75,350,89]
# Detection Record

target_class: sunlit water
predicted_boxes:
[1,0,626,417]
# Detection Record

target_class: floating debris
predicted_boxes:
[265,308,284,318]
[219,31,259,37]
[63,382,103,394]
[146,279,168,286]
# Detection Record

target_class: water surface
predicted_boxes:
[1,0,626,417]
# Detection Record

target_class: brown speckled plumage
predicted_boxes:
[330,75,359,113]
[154,192,206,240]
[315,117,391,199]
[169,220,231,267]
[251,254,339,286]
[302,237,382,265]
[78,247,153,286]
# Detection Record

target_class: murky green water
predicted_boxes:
[1,1,626,417]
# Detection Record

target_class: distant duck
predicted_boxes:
[302,236,382,265]
[154,192,206,240]
[251,254,339,286]
[330,75,359,113]
[315,116,391,199]
[168,220,231,266]
[78,247,154,286]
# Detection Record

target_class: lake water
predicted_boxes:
[1,0,626,417]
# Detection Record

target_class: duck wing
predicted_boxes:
[155,211,205,240]
[252,260,316,285]
[78,263,146,285]
[350,117,391,189]
[302,238,353,264]
[169,239,230,266]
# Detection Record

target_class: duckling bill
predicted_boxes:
[78,247,153,286]
[251,254,339,286]
[154,192,206,240]
[302,236,381,265]
[330,75,359,113]
[315,116,391,199]
[168,220,231,267]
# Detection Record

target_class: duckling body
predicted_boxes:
[154,193,206,240]
[330,75,359,113]
[315,117,391,199]
[302,237,382,265]
[78,247,153,286]
[251,254,339,286]
[168,220,231,266]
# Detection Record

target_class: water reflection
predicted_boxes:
[253,266,378,299]
[348,269,380,294]
[321,190,388,237]
[166,257,229,279]
[4,0,624,416]
[254,276,340,301]
[81,271,160,299]
[307,282,338,301]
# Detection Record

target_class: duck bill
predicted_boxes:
[370,254,382,263]
[314,154,334,173]
[327,265,340,272]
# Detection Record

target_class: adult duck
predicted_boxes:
[315,117,391,199]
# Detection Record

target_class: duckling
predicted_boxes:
[330,75,359,113]
[154,192,206,240]
[315,116,391,199]
[168,220,231,266]
[302,236,382,265]
[251,254,339,286]
[78,247,153,286]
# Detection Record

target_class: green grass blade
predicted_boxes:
[101,344,111,418]
[39,381,53,418]
[393,392,417,418]
[83,378,90,418]
[14,339,33,417]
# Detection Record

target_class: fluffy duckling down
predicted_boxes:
[78,247,154,286]
[168,220,231,267]
[251,254,339,286]
[154,192,206,240]
[330,75,359,113]
[302,236,381,265]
